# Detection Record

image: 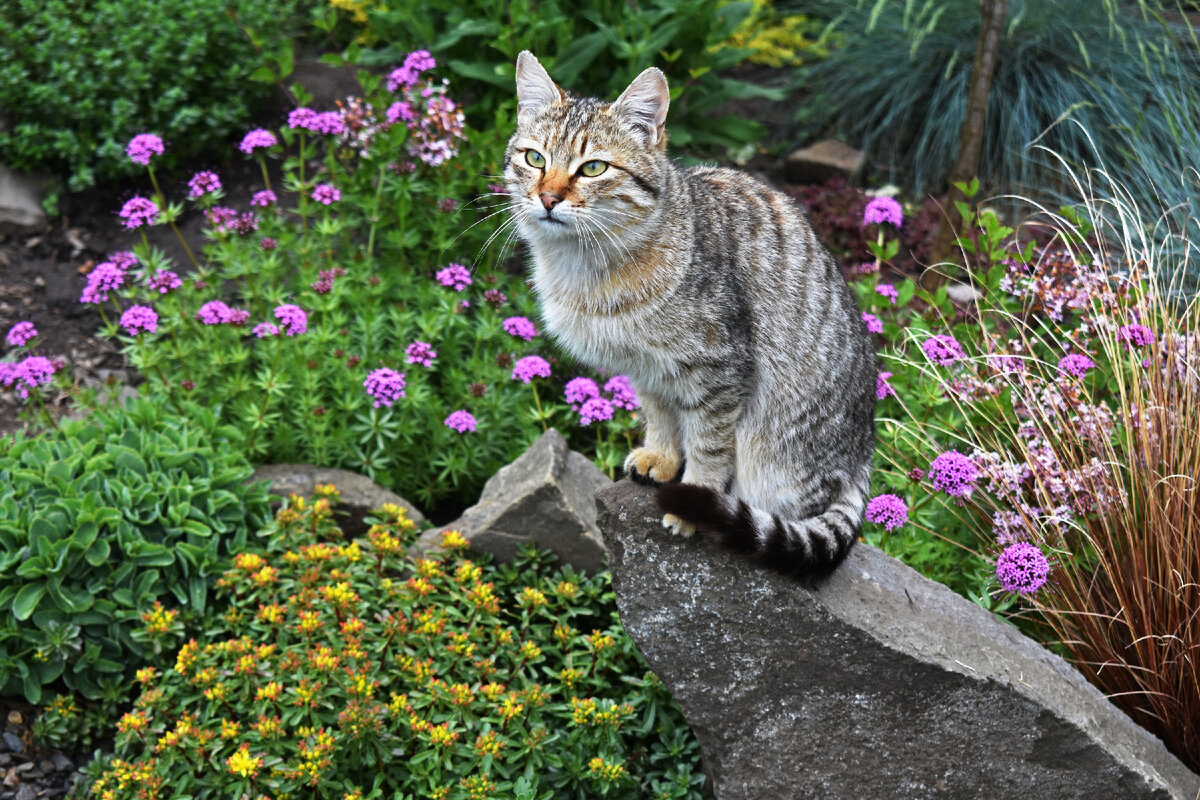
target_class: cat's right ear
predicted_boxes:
[515,51,563,118]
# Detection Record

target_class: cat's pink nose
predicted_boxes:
[539,192,562,210]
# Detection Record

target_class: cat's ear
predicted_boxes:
[515,51,563,118]
[612,67,670,149]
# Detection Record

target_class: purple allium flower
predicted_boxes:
[126,133,164,165]
[364,367,406,407]
[564,377,600,408]
[502,316,538,341]
[436,263,472,291]
[119,305,158,335]
[511,355,551,383]
[187,170,221,199]
[118,196,158,230]
[579,396,615,426]
[80,262,126,304]
[922,334,965,366]
[386,101,417,125]
[253,322,279,338]
[239,128,277,154]
[387,50,436,92]
[865,493,908,531]
[444,409,477,433]
[6,321,36,347]
[604,375,639,410]
[995,541,1050,594]
[1058,353,1095,379]
[1119,323,1155,349]
[274,304,308,336]
[287,107,317,129]
[863,196,903,228]
[250,189,277,207]
[875,371,896,400]
[928,450,978,498]
[147,270,182,294]
[10,355,58,398]
[311,183,340,205]
[862,312,883,334]
[405,341,437,367]
[484,288,507,308]
[196,300,234,325]
[875,283,898,304]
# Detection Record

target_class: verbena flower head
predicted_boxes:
[196,300,234,325]
[109,251,138,271]
[387,50,436,92]
[387,101,416,125]
[1058,353,1095,379]
[1119,323,1155,349]
[862,312,883,334]
[274,304,308,336]
[312,183,341,205]
[80,262,126,304]
[865,493,908,531]
[119,305,158,336]
[564,377,600,408]
[239,128,277,153]
[875,283,898,304]
[995,541,1050,594]
[287,107,317,129]
[126,133,164,165]
[405,341,437,367]
[604,375,639,410]
[363,367,406,407]
[187,170,221,199]
[876,371,896,400]
[436,263,472,291]
[511,355,550,383]
[444,409,477,433]
[6,321,36,347]
[205,206,238,233]
[147,270,182,294]
[503,316,538,341]
[863,196,903,227]
[250,189,277,208]
[922,334,965,366]
[253,322,279,338]
[484,288,507,308]
[118,196,158,229]
[579,396,614,426]
[11,355,58,399]
[311,111,345,136]
[928,449,978,497]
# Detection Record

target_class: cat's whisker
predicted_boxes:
[438,204,518,263]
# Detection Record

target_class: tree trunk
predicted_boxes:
[925,0,1009,288]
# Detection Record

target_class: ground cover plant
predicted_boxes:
[79,488,706,799]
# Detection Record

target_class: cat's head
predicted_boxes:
[504,51,670,248]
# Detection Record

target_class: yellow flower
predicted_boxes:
[367,526,402,555]
[555,580,579,600]
[252,565,277,585]
[440,529,469,551]
[141,602,178,635]
[314,482,340,499]
[474,731,505,758]
[481,682,505,701]
[406,576,435,597]
[553,622,576,643]
[427,722,459,747]
[227,744,261,778]
[220,719,240,739]
[498,693,524,721]
[174,640,199,675]
[518,586,548,609]
[297,610,322,634]
[116,710,149,733]
[454,561,482,584]
[447,683,474,706]
[588,630,615,652]
[135,666,157,684]
[519,640,542,661]
[587,755,627,781]
[234,552,265,572]
[256,682,281,702]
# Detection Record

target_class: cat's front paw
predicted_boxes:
[662,513,696,538]
[624,448,682,485]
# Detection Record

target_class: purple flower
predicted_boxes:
[579,396,614,426]
[564,377,600,408]
[989,354,1026,374]
[109,251,138,271]
[288,107,317,129]
[875,371,895,400]
[196,300,234,325]
[436,263,472,291]
[310,268,344,295]
[875,283,898,304]
[604,375,639,410]
[232,213,258,236]
[7,355,59,399]
[865,493,908,531]
[862,312,883,334]
[0,361,19,391]
[253,322,279,338]
[1058,353,1095,379]
[922,334,965,366]
[187,171,221,199]
[261,237,278,251]
[387,101,417,125]
[6,321,36,347]
[119,305,158,336]
[484,289,507,308]
[511,355,551,383]
[205,206,239,233]
[80,262,126,304]
[310,112,345,136]
[503,316,538,341]
[147,270,183,294]
[863,196,903,227]
[274,304,308,336]
[364,368,406,408]
[312,184,340,205]
[995,541,1050,594]
[387,50,436,92]
[118,196,159,230]
[226,308,250,326]
[126,133,164,165]
[239,128,277,154]
[444,409,477,433]
[250,189,277,207]
[405,341,437,367]
[1119,323,1155,349]
[928,450,978,498]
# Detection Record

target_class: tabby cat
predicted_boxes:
[504,51,876,577]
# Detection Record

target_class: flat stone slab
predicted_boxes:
[249,463,425,536]
[596,480,1200,800]
[784,139,865,185]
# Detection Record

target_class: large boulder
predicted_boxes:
[596,481,1200,800]
[0,163,48,234]
[249,463,425,536]
[420,429,611,572]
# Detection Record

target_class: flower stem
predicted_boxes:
[147,166,200,270]
[532,383,547,432]
[366,164,386,260]
[257,154,272,194]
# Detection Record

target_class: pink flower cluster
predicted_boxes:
[503,316,538,341]
[364,367,406,408]
[436,264,472,291]
[239,129,277,154]
[865,493,907,531]
[0,355,59,399]
[126,133,164,166]
[405,341,437,367]
[119,305,158,336]
[274,304,308,336]
[81,262,127,304]
[118,196,158,230]
[187,171,221,199]
[6,321,37,347]
[444,409,477,433]
[562,374,638,425]
[196,300,249,326]
[863,196,903,228]
[512,355,551,384]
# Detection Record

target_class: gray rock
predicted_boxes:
[0,163,48,234]
[15,783,35,800]
[49,754,72,773]
[945,281,984,304]
[420,429,611,572]
[596,481,1200,800]
[784,139,865,185]
[1,732,21,754]
[248,464,425,537]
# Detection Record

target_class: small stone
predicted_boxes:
[4,713,19,727]
[37,761,53,774]
[0,754,8,767]
[945,282,984,304]
[783,139,865,185]
[16,783,36,800]
[0,733,21,754]
[50,754,73,772]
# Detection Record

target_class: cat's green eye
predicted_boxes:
[580,160,608,177]
[525,150,546,169]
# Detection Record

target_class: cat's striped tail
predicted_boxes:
[655,480,866,579]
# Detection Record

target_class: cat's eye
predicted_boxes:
[580,160,608,177]
[525,150,546,169]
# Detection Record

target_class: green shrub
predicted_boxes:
[0,398,272,703]
[82,490,705,799]
[0,0,312,191]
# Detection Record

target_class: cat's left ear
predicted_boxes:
[612,67,670,149]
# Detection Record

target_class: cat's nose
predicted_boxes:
[539,192,562,210]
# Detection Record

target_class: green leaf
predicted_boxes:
[84,537,110,567]
[13,583,45,621]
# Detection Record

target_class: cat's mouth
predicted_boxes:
[539,211,566,226]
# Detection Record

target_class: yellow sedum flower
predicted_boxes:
[227,743,261,778]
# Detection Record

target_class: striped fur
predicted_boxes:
[506,52,876,578]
